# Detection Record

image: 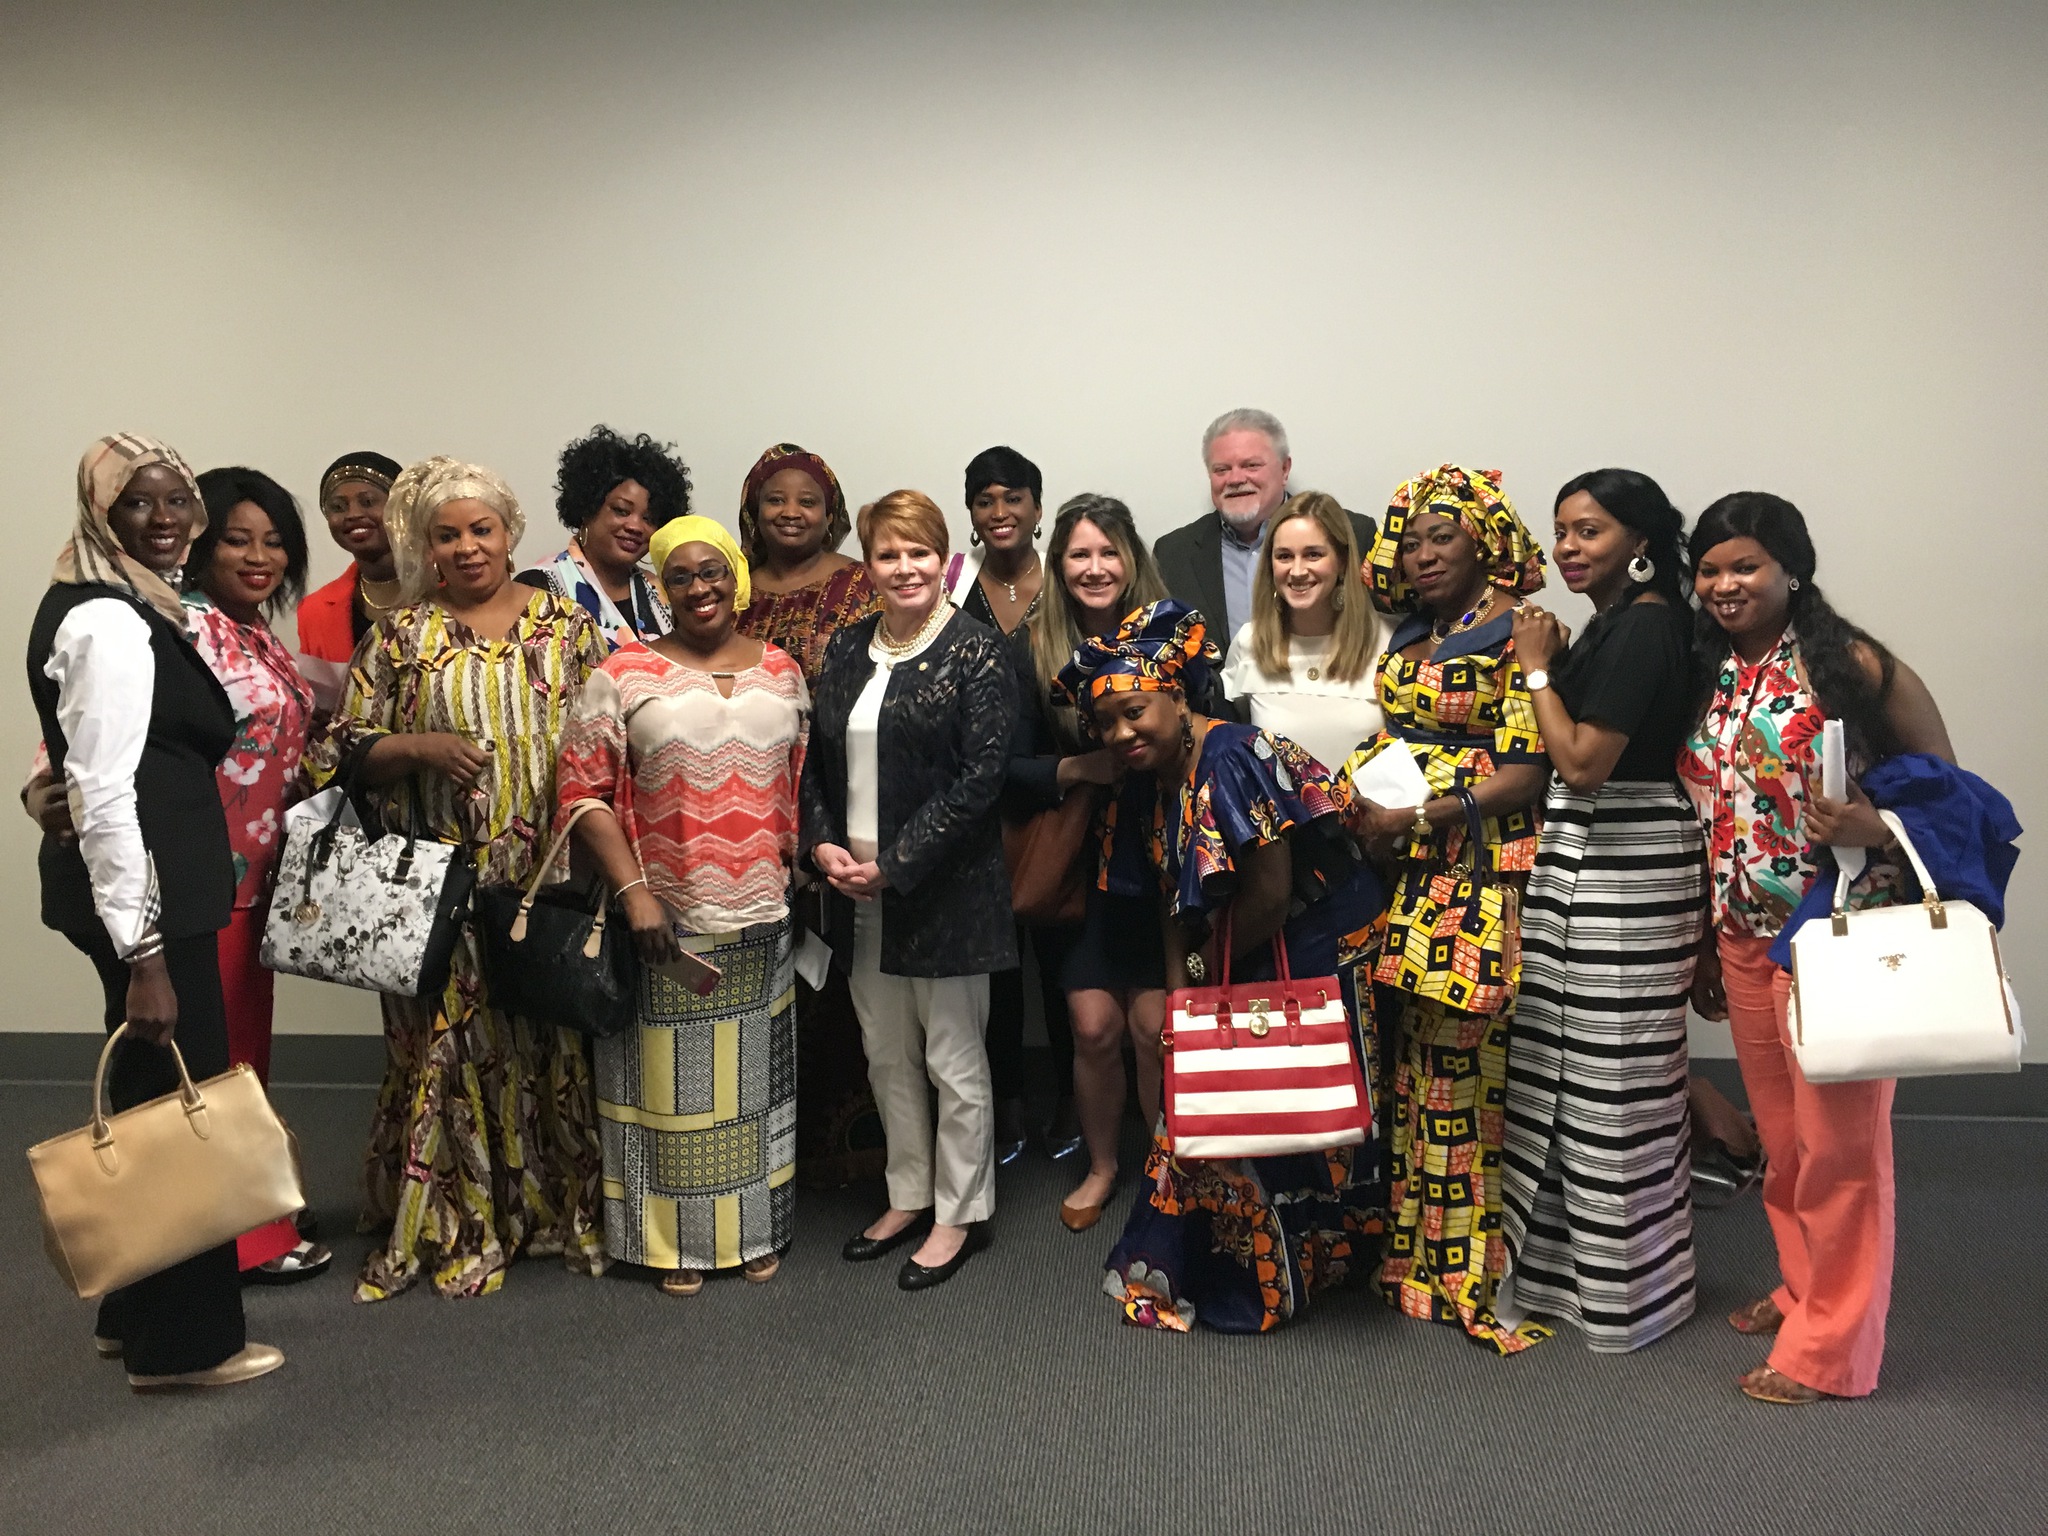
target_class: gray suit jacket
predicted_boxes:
[1151,506,1379,662]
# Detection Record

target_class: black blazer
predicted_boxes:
[1152,506,1379,663]
[801,609,1020,978]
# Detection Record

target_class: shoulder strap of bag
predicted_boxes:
[506,798,625,944]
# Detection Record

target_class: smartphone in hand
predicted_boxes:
[655,949,723,997]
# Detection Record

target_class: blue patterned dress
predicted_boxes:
[1105,723,1386,1334]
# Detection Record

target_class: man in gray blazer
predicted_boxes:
[1152,407,1377,662]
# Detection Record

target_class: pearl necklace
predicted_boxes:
[873,600,951,661]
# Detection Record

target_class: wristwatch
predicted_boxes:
[1410,802,1432,840]
[1525,669,1551,692]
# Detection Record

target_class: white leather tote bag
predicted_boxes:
[1788,810,2023,1083]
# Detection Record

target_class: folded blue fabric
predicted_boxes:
[1768,754,2023,968]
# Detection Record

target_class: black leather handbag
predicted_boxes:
[474,800,639,1038]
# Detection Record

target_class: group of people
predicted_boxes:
[27,407,1967,1413]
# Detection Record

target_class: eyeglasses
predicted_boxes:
[666,561,733,588]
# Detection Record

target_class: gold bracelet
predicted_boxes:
[614,876,649,900]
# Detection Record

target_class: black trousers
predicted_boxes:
[66,927,247,1375]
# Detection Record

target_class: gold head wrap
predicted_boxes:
[53,433,206,624]
[649,515,750,612]
[384,457,525,601]
[1366,463,1545,613]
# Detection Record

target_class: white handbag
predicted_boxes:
[259,784,477,998]
[1788,810,2023,1083]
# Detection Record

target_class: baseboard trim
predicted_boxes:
[0,1032,386,1086]
[1689,1056,2045,1118]
[3,1035,2041,1114]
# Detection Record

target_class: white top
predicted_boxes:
[42,598,161,957]
[1220,622,1386,775]
[846,612,949,863]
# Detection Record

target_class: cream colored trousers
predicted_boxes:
[848,903,995,1227]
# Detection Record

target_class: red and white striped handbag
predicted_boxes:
[1162,919,1371,1159]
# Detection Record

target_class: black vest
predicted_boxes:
[27,583,237,941]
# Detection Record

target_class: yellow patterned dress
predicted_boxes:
[309,589,610,1301]
[1342,607,1549,1352]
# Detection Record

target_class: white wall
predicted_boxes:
[3,1,2042,1052]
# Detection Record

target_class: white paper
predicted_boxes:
[794,926,833,990]
[283,784,358,833]
[1349,742,1432,811]
[1819,719,1866,881]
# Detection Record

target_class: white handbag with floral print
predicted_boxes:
[259,785,476,998]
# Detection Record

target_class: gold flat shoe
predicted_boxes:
[659,1269,704,1297]
[128,1342,284,1392]
[742,1253,780,1284]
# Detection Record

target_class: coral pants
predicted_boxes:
[220,905,300,1270]
[1718,930,1895,1396]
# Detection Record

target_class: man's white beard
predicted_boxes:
[1219,497,1268,537]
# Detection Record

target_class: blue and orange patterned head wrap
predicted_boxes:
[1366,463,1546,613]
[1054,599,1219,710]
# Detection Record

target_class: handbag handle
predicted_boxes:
[88,1022,207,1173]
[1204,905,1311,1049]
[1829,808,1947,932]
[507,798,626,952]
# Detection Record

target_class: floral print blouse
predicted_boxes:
[1679,631,1900,936]
[184,595,314,909]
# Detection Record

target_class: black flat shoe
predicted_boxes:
[994,1098,1029,1168]
[897,1223,991,1291]
[1041,1098,1085,1163]
[842,1210,933,1263]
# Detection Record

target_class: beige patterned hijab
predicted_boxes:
[53,433,206,624]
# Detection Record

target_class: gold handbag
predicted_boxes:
[25,1024,305,1300]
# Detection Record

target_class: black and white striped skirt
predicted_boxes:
[1501,779,1707,1352]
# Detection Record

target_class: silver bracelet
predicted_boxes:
[613,877,649,900]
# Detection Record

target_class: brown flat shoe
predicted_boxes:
[659,1269,704,1297]
[1059,1198,1105,1233]
[1729,1296,1784,1335]
[742,1253,780,1284]
[1739,1364,1826,1405]
[128,1342,284,1393]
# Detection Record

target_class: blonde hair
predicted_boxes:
[1248,492,1378,684]
[857,489,950,561]
[385,456,524,602]
[1028,494,1168,746]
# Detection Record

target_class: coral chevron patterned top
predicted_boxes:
[555,641,809,933]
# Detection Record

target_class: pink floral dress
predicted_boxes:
[183,595,314,908]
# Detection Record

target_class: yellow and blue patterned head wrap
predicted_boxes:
[1366,463,1545,613]
[1054,599,1219,708]
[649,514,750,612]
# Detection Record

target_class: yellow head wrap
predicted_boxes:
[648,515,750,612]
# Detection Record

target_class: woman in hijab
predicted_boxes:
[515,425,692,649]
[1060,600,1385,1335]
[557,514,809,1296]
[733,444,885,1188]
[1343,464,1553,1352]
[26,434,282,1389]
[307,456,610,1301]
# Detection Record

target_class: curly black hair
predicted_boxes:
[553,425,691,531]
[1689,491,1902,762]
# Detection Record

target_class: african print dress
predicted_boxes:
[737,562,886,1186]
[1107,723,1385,1335]
[1342,608,1550,1353]
[554,643,809,1273]
[309,589,610,1302]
